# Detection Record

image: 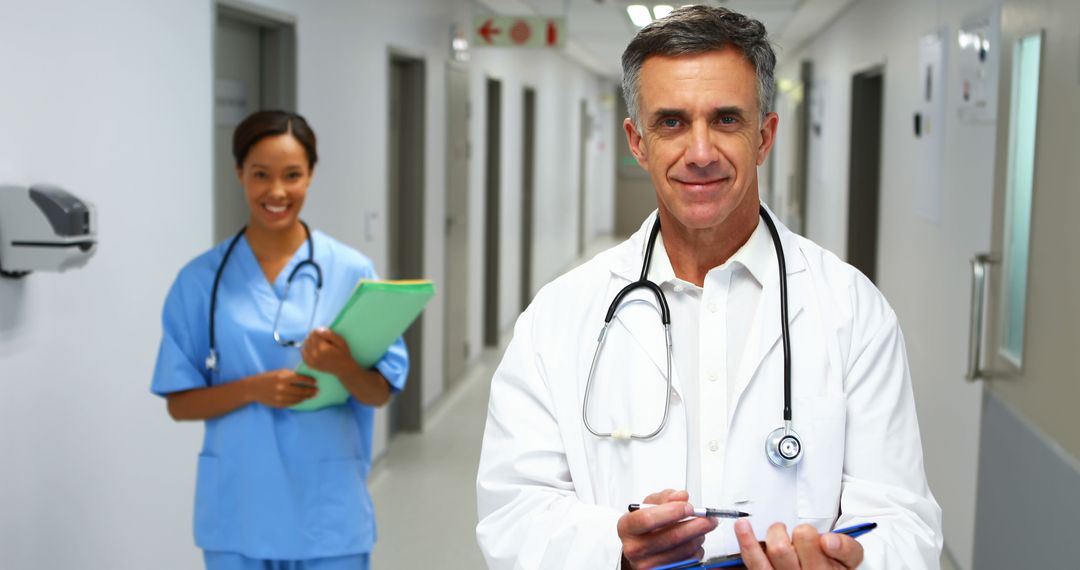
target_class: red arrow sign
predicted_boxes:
[474,16,564,48]
[479,19,501,44]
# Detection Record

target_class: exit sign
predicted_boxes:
[474,16,566,48]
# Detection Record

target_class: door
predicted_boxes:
[578,99,590,255]
[846,68,884,283]
[387,54,426,433]
[444,63,470,388]
[483,78,501,347]
[790,60,812,234]
[520,87,536,312]
[213,6,296,243]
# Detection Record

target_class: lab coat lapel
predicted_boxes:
[729,222,807,419]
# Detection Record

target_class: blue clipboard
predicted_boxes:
[654,522,878,570]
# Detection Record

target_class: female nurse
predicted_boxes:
[151,110,407,569]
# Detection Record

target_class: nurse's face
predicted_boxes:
[236,133,313,233]
[624,48,777,233]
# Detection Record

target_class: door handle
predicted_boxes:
[965,253,996,381]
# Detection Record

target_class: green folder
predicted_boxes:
[290,279,435,411]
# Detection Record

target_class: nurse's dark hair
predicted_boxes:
[621,5,776,129]
[232,110,318,169]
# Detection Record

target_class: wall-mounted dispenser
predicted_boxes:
[0,185,97,278]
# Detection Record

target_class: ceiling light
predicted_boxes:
[627,5,653,27]
[653,5,674,19]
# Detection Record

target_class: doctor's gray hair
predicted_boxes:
[621,5,777,130]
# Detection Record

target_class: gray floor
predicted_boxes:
[369,344,499,568]
[367,235,961,569]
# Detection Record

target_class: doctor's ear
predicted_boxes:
[755,112,779,166]
[623,118,648,166]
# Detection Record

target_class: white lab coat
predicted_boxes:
[476,210,943,569]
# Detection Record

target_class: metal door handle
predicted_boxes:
[966,254,996,381]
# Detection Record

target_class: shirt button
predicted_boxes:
[708,302,718,313]
[709,372,719,383]
[709,440,719,452]
[673,284,684,293]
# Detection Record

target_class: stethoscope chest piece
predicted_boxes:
[765,422,804,468]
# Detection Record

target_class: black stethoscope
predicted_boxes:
[204,221,324,372]
[581,204,803,468]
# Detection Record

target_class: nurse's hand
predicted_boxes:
[303,327,392,407]
[734,520,863,569]
[618,489,718,569]
[301,327,357,378]
[247,370,319,408]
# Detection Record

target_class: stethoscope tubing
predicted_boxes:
[583,205,798,460]
[582,319,673,441]
[584,219,676,440]
[758,209,792,422]
[206,220,322,373]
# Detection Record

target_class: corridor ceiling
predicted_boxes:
[475,0,856,78]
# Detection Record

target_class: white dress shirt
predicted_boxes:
[647,219,777,554]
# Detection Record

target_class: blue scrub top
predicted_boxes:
[151,230,409,560]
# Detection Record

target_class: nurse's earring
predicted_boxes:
[765,421,803,468]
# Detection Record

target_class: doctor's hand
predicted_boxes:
[734,519,863,570]
[618,489,718,570]
[245,370,319,408]
[301,327,359,378]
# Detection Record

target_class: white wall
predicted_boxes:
[0,0,615,567]
[0,1,212,566]
[770,1,1000,567]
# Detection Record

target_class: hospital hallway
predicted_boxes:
[4,0,1080,568]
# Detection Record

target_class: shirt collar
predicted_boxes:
[646,218,774,288]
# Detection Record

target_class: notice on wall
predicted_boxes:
[956,8,1000,124]
[913,29,947,223]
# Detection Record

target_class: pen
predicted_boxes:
[627,503,750,519]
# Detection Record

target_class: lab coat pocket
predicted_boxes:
[311,458,372,551]
[193,454,221,544]
[795,394,846,520]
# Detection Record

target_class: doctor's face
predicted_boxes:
[236,133,313,233]
[624,48,777,233]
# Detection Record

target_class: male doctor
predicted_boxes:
[476,5,942,569]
